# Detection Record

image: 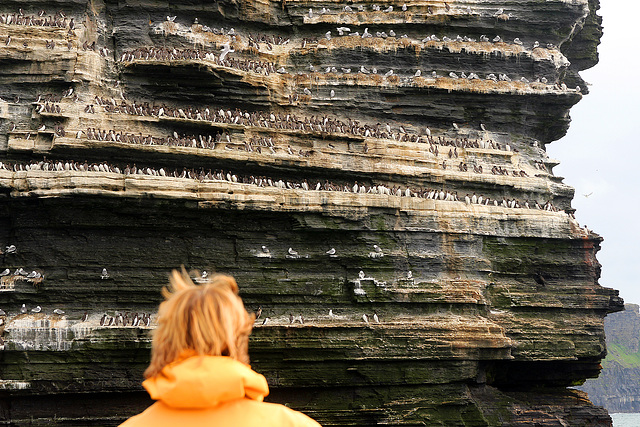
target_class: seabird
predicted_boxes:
[326,248,336,255]
[303,88,312,95]
[407,271,413,280]
[362,313,369,324]
[219,42,234,61]
[513,38,523,45]
[402,3,407,11]
[31,306,42,313]
[166,15,176,21]
[53,309,65,315]
[81,312,89,322]
[494,8,504,16]
[261,245,270,254]
[256,306,262,319]
[325,31,331,40]
[37,124,46,131]
[383,6,393,12]
[288,247,299,256]
[26,271,38,279]
[262,317,270,325]
[20,304,27,314]
[0,269,9,277]
[493,35,501,42]
[336,27,350,36]
[373,311,380,323]
[330,89,335,99]
[358,270,365,279]
[0,309,5,316]
[414,70,421,77]
[384,70,393,77]
[373,244,382,253]
[101,268,109,279]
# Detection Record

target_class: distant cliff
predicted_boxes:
[581,304,640,412]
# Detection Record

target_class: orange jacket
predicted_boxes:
[120,354,321,427]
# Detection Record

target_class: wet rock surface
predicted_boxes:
[0,0,622,425]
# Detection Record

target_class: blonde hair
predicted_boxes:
[144,268,254,378]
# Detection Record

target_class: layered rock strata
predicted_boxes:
[0,0,622,425]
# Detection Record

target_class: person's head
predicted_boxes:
[144,268,254,378]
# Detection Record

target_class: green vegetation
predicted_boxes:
[603,343,640,369]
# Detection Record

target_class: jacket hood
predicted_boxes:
[143,353,269,409]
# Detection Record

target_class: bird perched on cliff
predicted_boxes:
[493,8,504,16]
[303,88,312,96]
[330,90,335,99]
[362,314,369,324]
[0,309,5,317]
[384,69,394,77]
[402,3,407,11]
[166,15,176,22]
[326,248,336,255]
[383,6,393,12]
[262,317,270,325]
[81,312,89,322]
[53,309,65,315]
[31,306,42,313]
[20,304,27,314]
[219,42,234,61]
[358,270,365,279]
[0,269,9,277]
[373,244,383,254]
[261,245,270,255]
[336,27,350,36]
[255,306,262,319]
[407,271,413,280]
[101,268,109,279]
[373,311,380,323]
[26,271,40,279]
[287,247,299,257]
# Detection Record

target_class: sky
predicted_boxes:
[547,0,640,304]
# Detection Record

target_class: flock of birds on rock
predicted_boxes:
[0,159,564,215]
[254,307,381,326]
[87,97,515,149]
[120,47,278,76]
[117,44,571,93]
[0,268,43,282]
[100,312,152,327]
[0,9,74,29]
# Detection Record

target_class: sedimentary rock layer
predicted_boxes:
[0,0,622,425]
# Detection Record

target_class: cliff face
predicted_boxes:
[580,304,640,413]
[0,0,623,425]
